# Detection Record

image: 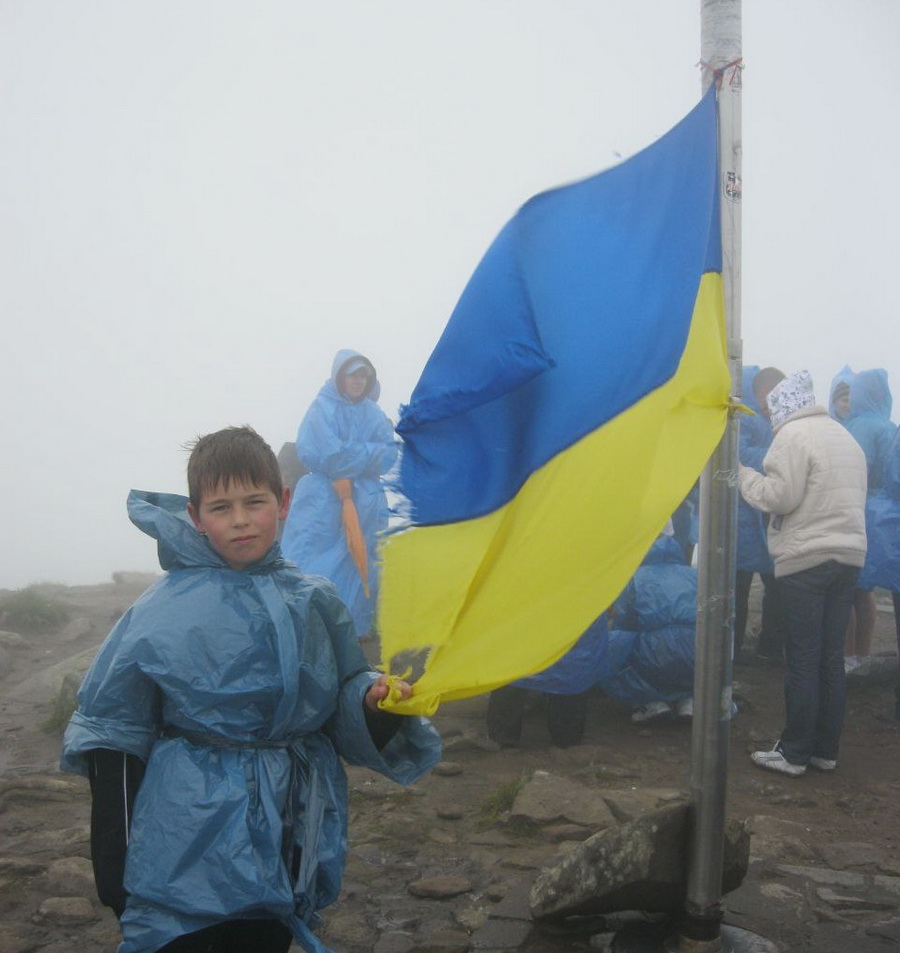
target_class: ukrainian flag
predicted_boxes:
[379,89,729,716]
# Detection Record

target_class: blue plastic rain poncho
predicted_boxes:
[61,491,440,953]
[828,364,856,424]
[670,484,699,562]
[514,613,610,695]
[846,368,897,491]
[281,350,399,637]
[597,536,697,705]
[860,428,900,591]
[737,366,774,573]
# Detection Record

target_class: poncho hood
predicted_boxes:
[849,368,892,422]
[329,348,381,403]
[127,489,284,573]
[829,364,856,420]
[741,364,763,415]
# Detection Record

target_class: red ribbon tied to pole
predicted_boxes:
[332,478,370,598]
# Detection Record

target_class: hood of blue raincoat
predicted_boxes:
[599,535,697,705]
[641,535,688,566]
[848,368,892,422]
[736,365,774,572]
[741,365,763,415]
[127,490,284,573]
[330,348,381,403]
[829,364,856,421]
[739,365,773,463]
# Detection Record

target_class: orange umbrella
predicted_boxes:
[332,478,370,598]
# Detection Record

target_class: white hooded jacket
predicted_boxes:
[739,373,867,578]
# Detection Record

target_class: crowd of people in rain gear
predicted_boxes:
[58,346,899,951]
[271,351,899,756]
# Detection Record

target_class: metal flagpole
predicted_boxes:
[679,0,742,948]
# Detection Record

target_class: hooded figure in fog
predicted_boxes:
[598,534,698,717]
[281,350,398,638]
[735,365,782,661]
[846,368,896,491]
[829,365,855,425]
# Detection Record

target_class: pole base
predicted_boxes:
[609,918,778,953]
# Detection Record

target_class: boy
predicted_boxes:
[61,426,441,953]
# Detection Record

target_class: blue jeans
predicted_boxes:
[778,560,859,765]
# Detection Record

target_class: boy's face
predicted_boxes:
[341,369,371,401]
[187,480,289,571]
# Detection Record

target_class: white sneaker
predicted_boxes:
[675,697,694,719]
[631,701,673,723]
[809,756,837,771]
[751,747,806,777]
[844,656,860,673]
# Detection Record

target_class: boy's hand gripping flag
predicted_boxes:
[378,89,729,715]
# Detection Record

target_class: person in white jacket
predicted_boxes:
[739,370,867,777]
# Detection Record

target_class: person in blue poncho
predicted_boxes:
[61,427,440,953]
[844,369,897,671]
[858,427,900,718]
[829,364,855,424]
[485,615,608,748]
[598,532,698,723]
[735,366,784,665]
[281,350,398,639]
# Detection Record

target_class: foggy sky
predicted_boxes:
[2,1,898,590]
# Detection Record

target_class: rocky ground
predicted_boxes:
[1,576,900,953]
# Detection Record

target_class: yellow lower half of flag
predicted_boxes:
[378,273,728,715]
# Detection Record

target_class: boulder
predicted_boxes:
[529,801,748,921]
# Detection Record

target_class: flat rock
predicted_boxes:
[867,918,900,942]
[0,857,47,876]
[599,787,687,823]
[816,886,895,912]
[45,856,95,896]
[511,771,617,829]
[776,864,866,888]
[470,916,533,949]
[0,926,32,953]
[409,929,471,953]
[407,875,473,899]
[374,932,415,953]
[544,823,592,843]
[0,775,84,808]
[820,841,886,871]
[36,896,96,924]
[746,815,820,863]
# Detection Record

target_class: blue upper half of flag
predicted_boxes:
[396,88,720,526]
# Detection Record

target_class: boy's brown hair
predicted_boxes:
[186,426,283,509]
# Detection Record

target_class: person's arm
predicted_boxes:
[739,435,808,516]
[298,400,398,478]
[87,748,146,918]
[363,700,404,750]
